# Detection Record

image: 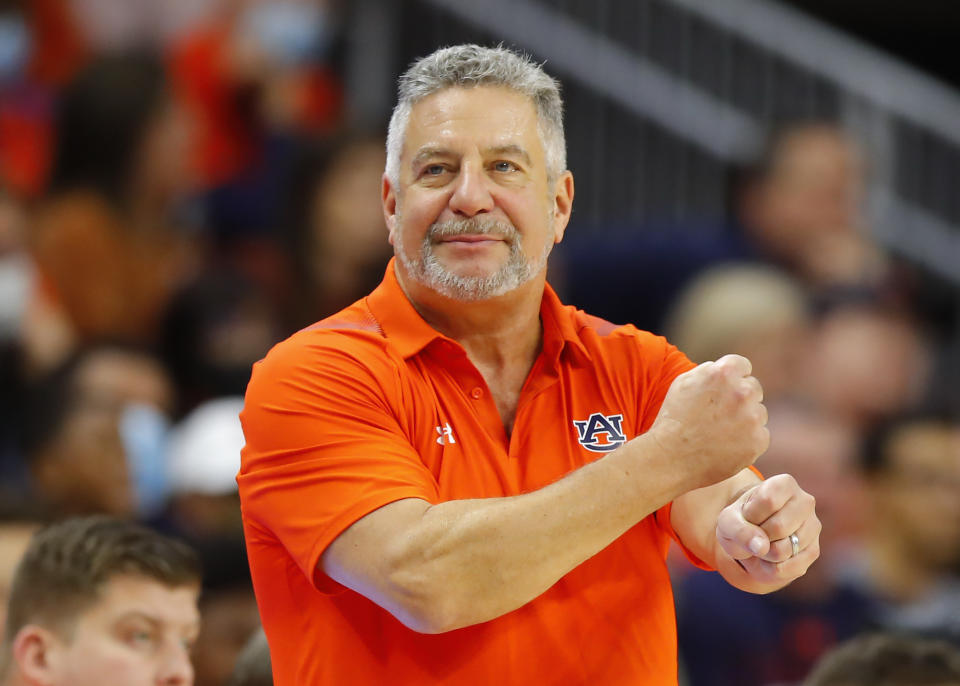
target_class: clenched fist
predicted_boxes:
[648,354,769,491]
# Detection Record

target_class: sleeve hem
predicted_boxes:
[305,488,439,594]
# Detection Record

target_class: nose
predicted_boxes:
[448,161,494,217]
[157,643,194,685]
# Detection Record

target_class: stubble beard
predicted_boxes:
[396,215,553,302]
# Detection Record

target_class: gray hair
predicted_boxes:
[385,44,566,185]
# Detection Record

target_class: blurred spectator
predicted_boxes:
[67,0,223,53]
[167,396,245,537]
[164,396,260,686]
[664,263,811,402]
[280,132,391,327]
[735,121,886,293]
[843,413,960,642]
[0,0,59,198]
[161,270,280,414]
[554,120,888,334]
[188,538,260,686]
[169,0,344,191]
[22,344,175,519]
[27,53,198,371]
[228,628,272,686]
[0,515,201,686]
[803,301,931,430]
[0,190,32,479]
[678,401,873,686]
[193,582,261,686]
[803,633,960,686]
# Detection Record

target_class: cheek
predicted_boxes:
[60,645,154,686]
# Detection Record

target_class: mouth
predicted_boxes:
[438,234,504,243]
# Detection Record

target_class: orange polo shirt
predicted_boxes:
[239,260,702,685]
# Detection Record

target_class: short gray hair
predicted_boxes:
[385,44,566,185]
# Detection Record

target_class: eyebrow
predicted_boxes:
[410,147,454,171]
[410,144,534,171]
[114,611,200,633]
[487,144,533,167]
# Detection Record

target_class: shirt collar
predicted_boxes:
[366,258,592,364]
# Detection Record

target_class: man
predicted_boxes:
[0,516,201,686]
[803,633,960,685]
[850,412,960,641]
[238,44,821,685]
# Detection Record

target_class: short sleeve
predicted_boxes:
[237,331,440,592]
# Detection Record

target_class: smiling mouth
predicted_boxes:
[438,234,504,244]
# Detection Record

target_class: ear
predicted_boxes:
[12,625,61,685]
[551,170,575,244]
[382,173,399,247]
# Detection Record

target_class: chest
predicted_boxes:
[393,352,656,499]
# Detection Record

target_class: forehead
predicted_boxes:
[887,423,960,473]
[403,86,542,158]
[81,575,200,628]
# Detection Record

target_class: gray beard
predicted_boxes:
[396,216,552,302]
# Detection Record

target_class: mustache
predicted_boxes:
[427,217,518,241]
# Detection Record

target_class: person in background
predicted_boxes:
[227,628,272,686]
[27,53,197,370]
[735,122,886,293]
[802,633,960,686]
[22,344,175,519]
[843,412,960,642]
[0,515,201,686]
[279,132,393,328]
[802,301,931,430]
[664,263,811,403]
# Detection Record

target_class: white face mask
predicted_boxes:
[120,402,172,518]
[241,2,333,67]
[0,253,33,340]
[0,14,30,84]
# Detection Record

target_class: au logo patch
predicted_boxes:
[573,413,627,452]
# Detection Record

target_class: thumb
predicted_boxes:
[716,496,770,560]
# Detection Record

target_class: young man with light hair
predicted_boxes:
[239,44,821,684]
[0,516,201,686]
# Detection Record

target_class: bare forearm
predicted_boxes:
[326,431,689,632]
[670,468,761,568]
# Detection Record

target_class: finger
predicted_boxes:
[740,474,799,526]
[752,487,817,542]
[738,536,821,585]
[758,513,822,564]
[741,376,764,404]
[716,500,770,560]
[715,354,752,378]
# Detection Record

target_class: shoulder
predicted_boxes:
[568,307,688,366]
[249,300,402,394]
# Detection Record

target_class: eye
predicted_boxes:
[126,629,157,649]
[423,164,446,177]
[493,160,518,173]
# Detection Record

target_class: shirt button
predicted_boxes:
[470,387,483,399]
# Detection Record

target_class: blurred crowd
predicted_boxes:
[0,2,958,685]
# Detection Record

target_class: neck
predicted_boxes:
[396,265,546,368]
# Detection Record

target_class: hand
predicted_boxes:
[649,354,769,490]
[715,474,821,586]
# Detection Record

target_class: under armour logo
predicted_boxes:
[573,413,626,452]
[436,423,456,445]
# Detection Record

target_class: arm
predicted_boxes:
[322,355,769,633]
[671,470,821,594]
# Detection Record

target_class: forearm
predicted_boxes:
[325,431,690,633]
[670,468,761,569]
